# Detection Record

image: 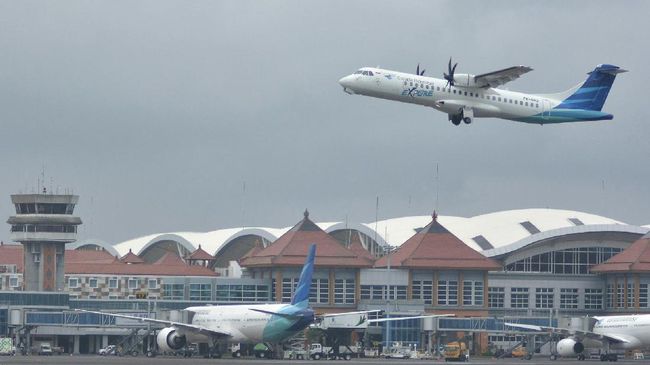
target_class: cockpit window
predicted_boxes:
[368,71,374,76]
[354,70,363,75]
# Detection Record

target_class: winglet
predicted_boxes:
[291,244,316,307]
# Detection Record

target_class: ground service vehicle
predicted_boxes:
[444,342,468,361]
[0,338,16,356]
[309,343,353,360]
[38,343,53,356]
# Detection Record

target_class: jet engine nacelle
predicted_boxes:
[452,74,479,88]
[156,327,186,352]
[556,338,584,357]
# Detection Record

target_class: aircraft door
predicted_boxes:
[542,99,551,119]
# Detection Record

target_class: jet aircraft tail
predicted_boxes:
[553,64,626,111]
[290,244,316,308]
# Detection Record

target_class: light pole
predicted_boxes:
[385,245,393,350]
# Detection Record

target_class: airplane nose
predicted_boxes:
[338,75,353,88]
[338,75,356,94]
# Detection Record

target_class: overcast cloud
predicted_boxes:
[1,0,648,244]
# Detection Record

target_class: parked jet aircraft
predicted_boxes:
[506,314,650,361]
[81,244,451,358]
[338,59,626,125]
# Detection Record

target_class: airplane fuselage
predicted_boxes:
[591,314,650,350]
[183,303,312,344]
[338,67,615,124]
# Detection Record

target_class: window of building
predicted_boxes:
[310,278,329,304]
[189,283,212,301]
[488,287,505,308]
[108,278,118,289]
[412,280,433,305]
[128,279,139,290]
[334,279,355,304]
[472,235,494,250]
[606,284,614,309]
[162,283,185,300]
[282,278,299,303]
[360,285,384,300]
[148,279,157,289]
[640,284,648,308]
[10,277,19,288]
[108,295,119,300]
[616,283,625,308]
[519,221,541,234]
[463,280,484,306]
[560,288,578,309]
[216,284,269,302]
[89,278,98,288]
[505,247,624,274]
[536,288,554,309]
[627,282,635,308]
[68,277,79,289]
[511,287,529,308]
[438,280,458,306]
[585,288,603,310]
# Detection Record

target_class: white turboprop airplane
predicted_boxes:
[338,59,626,125]
[81,244,451,358]
[506,314,650,361]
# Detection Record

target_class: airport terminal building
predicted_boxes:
[1,195,649,354]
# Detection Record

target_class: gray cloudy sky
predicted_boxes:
[1,1,648,244]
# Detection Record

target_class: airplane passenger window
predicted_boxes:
[536,104,539,108]
[498,97,501,102]
[520,101,523,105]
[525,102,528,106]
[475,94,478,98]
[410,82,413,86]
[464,91,467,96]
[437,87,440,91]
[492,96,496,100]
[404,81,408,86]
[368,71,374,76]
[453,90,456,94]
[470,92,473,97]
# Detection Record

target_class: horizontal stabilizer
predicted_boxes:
[249,308,303,320]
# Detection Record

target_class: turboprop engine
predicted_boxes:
[156,327,186,352]
[556,338,584,357]
[451,74,479,88]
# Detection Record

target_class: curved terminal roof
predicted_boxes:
[106,209,649,259]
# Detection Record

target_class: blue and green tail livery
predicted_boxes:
[291,244,315,307]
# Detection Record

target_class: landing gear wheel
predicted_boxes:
[463,117,472,124]
[451,117,461,125]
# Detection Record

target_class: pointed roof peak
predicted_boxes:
[375,217,500,270]
[121,249,144,264]
[304,209,309,219]
[187,244,214,261]
[592,234,650,273]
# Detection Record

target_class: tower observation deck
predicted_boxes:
[7,193,81,291]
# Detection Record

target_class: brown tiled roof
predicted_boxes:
[154,252,187,266]
[240,210,374,268]
[0,245,216,277]
[186,244,215,261]
[66,249,117,264]
[348,232,375,261]
[374,216,501,270]
[65,261,217,276]
[121,249,144,264]
[591,233,650,273]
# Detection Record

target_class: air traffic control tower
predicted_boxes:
[7,193,81,291]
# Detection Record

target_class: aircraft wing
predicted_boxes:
[76,309,231,338]
[504,323,628,344]
[474,66,533,88]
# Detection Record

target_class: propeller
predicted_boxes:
[443,57,458,87]
[416,63,425,76]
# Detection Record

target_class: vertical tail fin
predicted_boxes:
[556,64,626,111]
[291,244,316,307]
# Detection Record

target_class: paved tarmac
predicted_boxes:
[0,355,644,365]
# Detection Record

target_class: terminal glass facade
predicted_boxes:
[505,247,623,274]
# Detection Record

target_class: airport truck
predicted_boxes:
[309,343,354,360]
[0,338,16,356]
[444,341,468,362]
